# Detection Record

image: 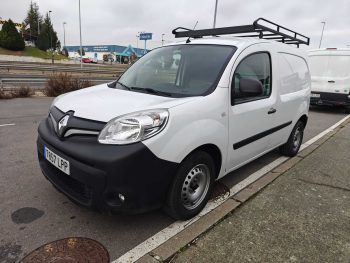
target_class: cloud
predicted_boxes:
[2,0,350,49]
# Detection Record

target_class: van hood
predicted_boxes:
[53,84,197,122]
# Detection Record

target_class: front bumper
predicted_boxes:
[310,92,350,107]
[37,117,179,214]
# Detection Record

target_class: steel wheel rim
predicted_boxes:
[293,126,302,150]
[181,164,210,210]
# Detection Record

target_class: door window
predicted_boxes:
[232,52,271,104]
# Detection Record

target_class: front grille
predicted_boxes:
[49,107,105,138]
[41,159,92,205]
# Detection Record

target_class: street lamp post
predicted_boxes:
[48,10,54,64]
[162,34,165,46]
[213,0,218,28]
[63,22,67,48]
[319,21,326,48]
[79,0,83,69]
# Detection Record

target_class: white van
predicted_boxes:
[37,19,311,220]
[308,48,350,111]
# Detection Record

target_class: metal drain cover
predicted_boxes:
[210,181,230,200]
[21,237,109,263]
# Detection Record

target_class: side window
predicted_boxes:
[231,52,271,104]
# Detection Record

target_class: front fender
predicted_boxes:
[143,88,229,177]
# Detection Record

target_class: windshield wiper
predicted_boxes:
[107,80,117,88]
[111,82,172,97]
[114,81,131,91]
[129,87,173,97]
[107,79,131,90]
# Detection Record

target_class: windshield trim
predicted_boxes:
[114,44,237,98]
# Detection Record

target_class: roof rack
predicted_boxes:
[172,18,310,47]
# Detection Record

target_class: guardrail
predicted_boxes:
[0,75,116,88]
[0,63,126,75]
[0,60,129,68]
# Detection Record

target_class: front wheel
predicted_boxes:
[279,120,304,157]
[164,151,215,220]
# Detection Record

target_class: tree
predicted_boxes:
[0,19,25,51]
[62,47,69,57]
[23,1,42,44]
[36,12,59,51]
[77,48,85,56]
[36,22,50,51]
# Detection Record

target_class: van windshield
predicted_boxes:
[117,45,236,97]
[309,55,350,78]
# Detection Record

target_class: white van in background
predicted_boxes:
[308,48,350,112]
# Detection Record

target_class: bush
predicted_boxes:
[0,89,12,99]
[0,19,25,51]
[44,73,92,97]
[11,86,34,98]
[0,87,33,99]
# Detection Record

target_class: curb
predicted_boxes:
[136,117,350,263]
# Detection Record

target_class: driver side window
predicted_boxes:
[231,52,272,105]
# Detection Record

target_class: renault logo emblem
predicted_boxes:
[57,115,70,137]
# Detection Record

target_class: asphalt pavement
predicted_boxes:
[0,98,348,262]
[172,113,350,263]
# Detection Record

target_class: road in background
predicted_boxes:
[0,98,347,261]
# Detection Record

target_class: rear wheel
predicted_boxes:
[164,151,215,220]
[279,121,304,157]
[345,106,350,114]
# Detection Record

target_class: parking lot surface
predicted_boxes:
[0,97,348,262]
[173,117,350,263]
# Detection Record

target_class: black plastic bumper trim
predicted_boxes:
[37,117,179,214]
[310,92,350,106]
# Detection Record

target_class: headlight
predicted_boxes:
[98,109,169,145]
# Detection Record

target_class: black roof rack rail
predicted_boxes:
[172,18,310,47]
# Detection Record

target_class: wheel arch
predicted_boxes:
[298,114,308,128]
[181,144,222,179]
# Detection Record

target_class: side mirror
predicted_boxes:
[239,78,263,97]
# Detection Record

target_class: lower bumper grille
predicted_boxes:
[41,160,92,205]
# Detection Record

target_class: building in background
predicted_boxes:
[65,44,149,63]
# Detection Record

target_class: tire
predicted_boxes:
[164,151,215,220]
[279,120,305,157]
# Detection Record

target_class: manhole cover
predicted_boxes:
[210,181,230,200]
[21,237,109,263]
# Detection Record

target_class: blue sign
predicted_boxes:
[139,33,152,40]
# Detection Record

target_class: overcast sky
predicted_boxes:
[2,0,350,50]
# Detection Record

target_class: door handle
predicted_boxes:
[268,108,277,114]
[328,80,335,83]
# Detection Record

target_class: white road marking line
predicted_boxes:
[300,114,350,151]
[0,123,15,127]
[113,114,350,263]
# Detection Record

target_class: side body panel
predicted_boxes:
[273,51,311,146]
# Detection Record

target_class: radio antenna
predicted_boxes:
[186,21,198,43]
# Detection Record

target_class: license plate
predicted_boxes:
[311,93,320,98]
[44,146,70,175]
